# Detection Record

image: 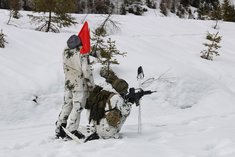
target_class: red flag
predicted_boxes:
[78,21,91,54]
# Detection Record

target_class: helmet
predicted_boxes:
[67,35,82,49]
[112,79,129,94]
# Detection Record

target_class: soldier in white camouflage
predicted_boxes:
[84,70,133,141]
[84,69,154,142]
[55,35,94,139]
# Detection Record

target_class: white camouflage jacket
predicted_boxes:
[63,47,94,91]
[95,94,132,139]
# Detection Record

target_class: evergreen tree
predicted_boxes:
[170,0,177,13]
[0,29,7,48]
[222,0,231,18]
[91,27,126,73]
[222,0,235,22]
[120,3,127,15]
[146,0,156,9]
[91,14,125,73]
[191,0,200,8]
[101,38,126,73]
[180,0,190,7]
[91,26,107,63]
[160,0,168,16]
[91,14,112,57]
[200,31,222,60]
[94,0,111,14]
[176,4,186,18]
[7,0,20,25]
[30,0,77,33]
[0,0,9,9]
[11,0,20,18]
[210,4,222,20]
[210,4,222,29]
[22,0,32,11]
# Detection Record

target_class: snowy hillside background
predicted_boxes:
[1,8,235,157]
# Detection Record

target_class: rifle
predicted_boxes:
[125,87,156,106]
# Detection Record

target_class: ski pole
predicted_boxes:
[137,66,144,134]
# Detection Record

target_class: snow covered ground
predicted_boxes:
[1,9,235,157]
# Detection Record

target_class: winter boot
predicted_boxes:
[84,132,100,142]
[55,123,67,139]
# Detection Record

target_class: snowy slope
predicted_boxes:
[1,9,235,157]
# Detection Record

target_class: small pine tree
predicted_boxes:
[30,0,77,33]
[200,32,222,60]
[0,29,8,48]
[91,14,125,73]
[91,26,107,62]
[91,27,127,73]
[91,14,120,59]
[101,38,126,73]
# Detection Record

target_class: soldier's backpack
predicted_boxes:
[105,95,121,127]
[86,86,122,127]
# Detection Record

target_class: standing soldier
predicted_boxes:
[55,34,94,139]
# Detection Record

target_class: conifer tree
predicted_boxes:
[210,4,222,20]
[9,0,20,18]
[200,32,222,60]
[120,3,127,15]
[222,0,235,22]
[160,0,168,16]
[91,15,126,73]
[91,14,119,57]
[91,26,107,62]
[101,38,126,73]
[0,29,7,48]
[222,0,231,20]
[146,0,156,9]
[0,0,9,9]
[22,0,33,11]
[30,0,77,33]
[210,4,222,29]
[180,0,190,7]
[7,0,20,25]
[91,26,126,73]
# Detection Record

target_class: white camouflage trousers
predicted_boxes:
[56,88,88,132]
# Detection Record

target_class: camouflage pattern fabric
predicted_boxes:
[56,47,94,133]
[93,94,132,139]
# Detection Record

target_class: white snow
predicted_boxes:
[1,9,235,157]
